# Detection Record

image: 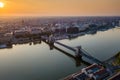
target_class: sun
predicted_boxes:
[0,2,4,8]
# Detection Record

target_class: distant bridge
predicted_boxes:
[40,35,120,74]
[41,36,104,65]
[55,41,103,65]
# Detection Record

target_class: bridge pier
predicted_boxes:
[48,40,54,46]
[75,46,82,58]
[48,35,55,46]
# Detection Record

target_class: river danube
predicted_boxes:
[0,28,120,80]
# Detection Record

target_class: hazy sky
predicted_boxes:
[0,0,120,16]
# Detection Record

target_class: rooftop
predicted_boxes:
[108,72,120,80]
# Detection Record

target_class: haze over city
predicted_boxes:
[0,0,120,80]
[0,0,120,16]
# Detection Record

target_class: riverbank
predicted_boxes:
[112,52,120,72]
[0,25,120,80]
[63,51,120,80]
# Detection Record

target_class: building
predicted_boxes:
[72,72,90,80]
[67,27,79,34]
[30,27,41,35]
[119,20,120,27]
[82,63,102,75]
[91,68,109,80]
[64,63,110,80]
[108,72,120,80]
[81,63,109,80]
[79,24,89,32]
[13,29,30,38]
[0,32,13,43]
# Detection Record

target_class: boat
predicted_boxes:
[0,44,12,49]
[0,44,7,49]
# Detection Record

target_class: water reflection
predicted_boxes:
[59,28,120,61]
[48,43,90,67]
[1,27,120,62]
[0,28,120,80]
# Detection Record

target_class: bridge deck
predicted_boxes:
[41,36,103,65]
[41,36,120,72]
[55,42,76,52]
[55,41,103,65]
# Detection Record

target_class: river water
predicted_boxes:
[0,28,120,80]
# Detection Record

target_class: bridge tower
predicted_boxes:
[75,46,82,58]
[48,35,55,46]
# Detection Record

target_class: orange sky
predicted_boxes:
[0,0,120,16]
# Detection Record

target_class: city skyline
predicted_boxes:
[0,0,120,16]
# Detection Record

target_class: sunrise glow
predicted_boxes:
[0,0,120,16]
[0,2,4,8]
